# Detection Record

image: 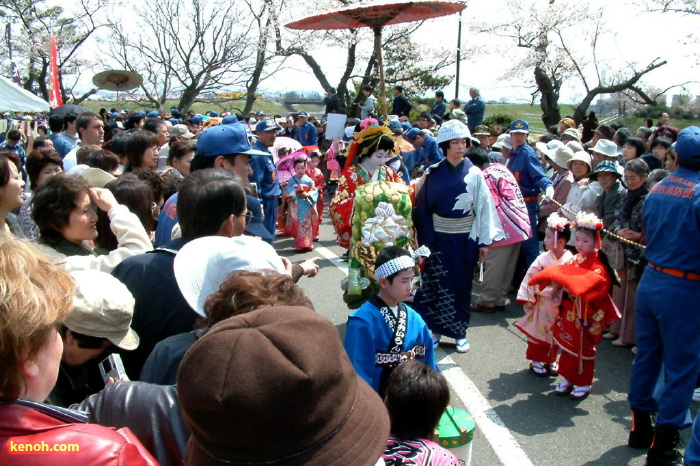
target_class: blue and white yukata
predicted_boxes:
[411,159,504,340]
[344,295,437,394]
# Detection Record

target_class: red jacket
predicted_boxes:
[0,400,157,465]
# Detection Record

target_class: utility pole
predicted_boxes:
[455,10,462,99]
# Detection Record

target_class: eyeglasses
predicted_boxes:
[244,210,254,225]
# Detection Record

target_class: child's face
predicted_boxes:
[381,268,415,303]
[574,229,596,255]
[309,156,320,169]
[544,228,562,252]
[294,162,306,177]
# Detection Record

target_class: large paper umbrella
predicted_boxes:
[286,0,466,117]
[272,136,303,163]
[92,70,143,92]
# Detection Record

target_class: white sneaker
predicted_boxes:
[455,338,470,353]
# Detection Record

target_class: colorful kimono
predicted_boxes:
[285,175,319,250]
[412,159,504,339]
[344,295,437,395]
[329,164,402,248]
[308,167,326,240]
[515,249,573,364]
[383,436,460,466]
[532,251,620,386]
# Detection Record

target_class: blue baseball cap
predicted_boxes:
[191,115,204,125]
[169,118,181,125]
[298,111,309,118]
[209,111,219,117]
[196,124,269,157]
[400,121,412,132]
[171,108,180,117]
[147,111,160,118]
[222,115,239,125]
[255,118,281,132]
[388,120,403,135]
[675,126,700,163]
[244,195,273,241]
[137,110,146,117]
[404,127,421,141]
[509,119,530,134]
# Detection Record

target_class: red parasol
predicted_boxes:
[286,0,466,117]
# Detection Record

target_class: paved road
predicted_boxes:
[275,216,694,466]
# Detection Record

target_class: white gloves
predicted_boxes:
[544,186,554,199]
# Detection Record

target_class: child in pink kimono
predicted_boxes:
[515,213,573,376]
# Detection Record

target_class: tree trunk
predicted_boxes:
[179,85,204,114]
[534,66,561,128]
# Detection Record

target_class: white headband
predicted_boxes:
[374,246,431,280]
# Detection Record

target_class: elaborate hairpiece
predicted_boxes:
[547,212,570,245]
[374,245,431,280]
[574,212,604,248]
[343,125,395,171]
[360,118,379,131]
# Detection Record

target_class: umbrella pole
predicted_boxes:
[373,27,388,119]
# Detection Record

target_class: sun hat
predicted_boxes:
[535,139,564,158]
[171,124,195,139]
[65,270,139,351]
[435,119,472,144]
[67,165,116,188]
[177,305,390,466]
[449,108,467,124]
[590,139,618,158]
[566,150,592,172]
[566,141,585,153]
[674,126,700,163]
[196,124,269,158]
[255,118,281,133]
[589,159,621,180]
[547,145,575,169]
[509,119,530,134]
[492,133,513,150]
[174,236,285,317]
[244,195,273,242]
[473,125,490,136]
[561,128,581,141]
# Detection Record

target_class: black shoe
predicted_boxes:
[645,424,683,466]
[629,409,654,449]
[341,251,349,261]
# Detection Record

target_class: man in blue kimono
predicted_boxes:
[628,126,700,466]
[506,119,553,268]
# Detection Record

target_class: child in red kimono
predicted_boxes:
[307,151,326,241]
[530,212,620,400]
[515,213,573,376]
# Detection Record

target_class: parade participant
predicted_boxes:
[382,360,459,466]
[251,118,282,241]
[627,126,700,464]
[284,157,319,251]
[412,120,503,353]
[507,119,554,268]
[344,246,437,395]
[470,149,531,314]
[295,111,318,152]
[515,213,573,376]
[307,151,326,240]
[329,125,403,250]
[535,212,619,400]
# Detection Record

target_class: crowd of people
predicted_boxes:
[0,91,697,466]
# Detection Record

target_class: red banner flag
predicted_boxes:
[49,35,63,108]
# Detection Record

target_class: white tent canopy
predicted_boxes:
[0,75,50,112]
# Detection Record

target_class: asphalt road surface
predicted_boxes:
[275,215,695,466]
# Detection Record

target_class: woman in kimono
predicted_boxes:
[285,157,319,251]
[329,125,403,250]
[412,120,504,353]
